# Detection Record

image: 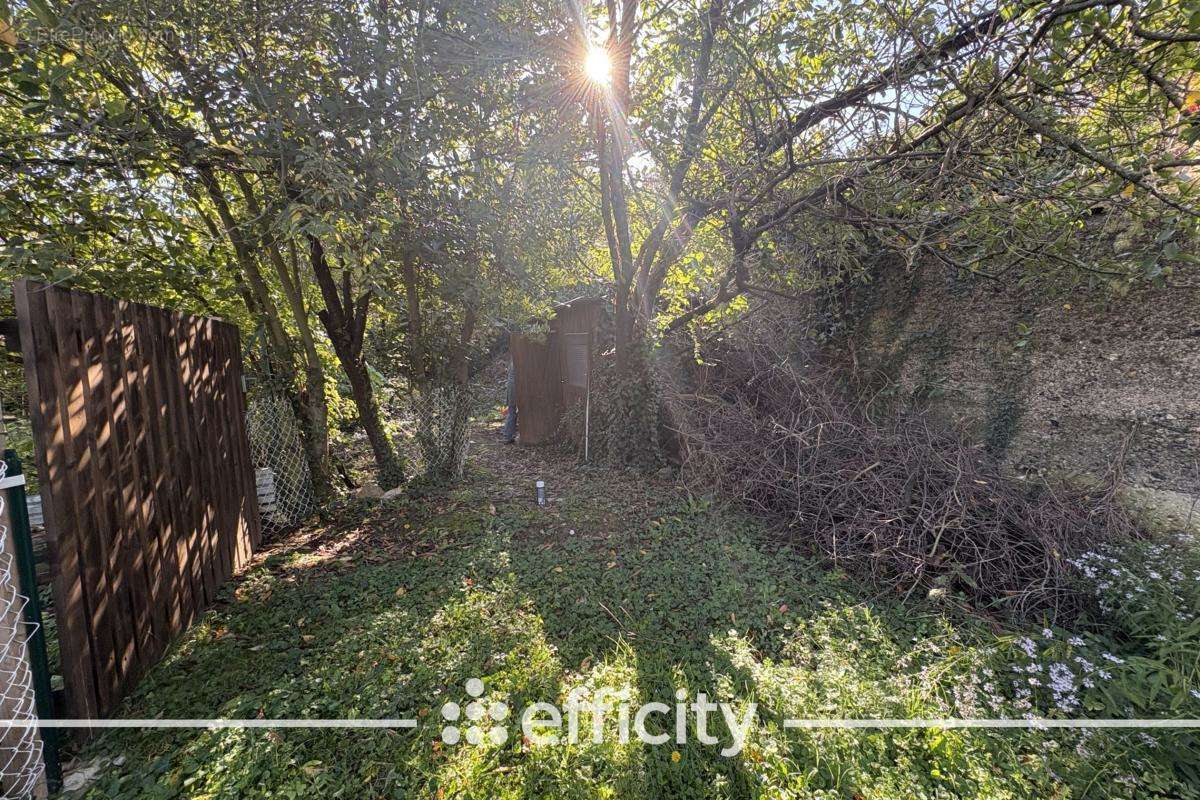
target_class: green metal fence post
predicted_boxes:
[3,449,62,792]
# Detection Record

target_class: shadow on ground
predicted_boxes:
[67,424,1173,799]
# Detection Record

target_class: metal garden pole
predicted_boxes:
[2,450,62,792]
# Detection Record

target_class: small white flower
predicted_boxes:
[1068,636,1084,647]
[1048,663,1074,690]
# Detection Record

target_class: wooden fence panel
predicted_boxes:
[13,280,261,720]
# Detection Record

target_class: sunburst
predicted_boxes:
[584,47,612,87]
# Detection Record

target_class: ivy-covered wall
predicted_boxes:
[847,261,1200,530]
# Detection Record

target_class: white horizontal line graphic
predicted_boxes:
[782,719,1200,729]
[0,719,419,729]
[1,718,1196,730]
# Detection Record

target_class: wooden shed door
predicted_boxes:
[509,334,562,444]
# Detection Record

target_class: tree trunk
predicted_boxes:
[595,118,640,373]
[307,234,404,487]
[401,254,427,382]
[342,357,403,487]
[594,28,660,464]
[231,174,333,503]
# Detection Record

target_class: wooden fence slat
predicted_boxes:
[132,303,189,634]
[46,287,119,712]
[107,298,165,681]
[13,281,262,721]
[220,324,252,565]
[218,325,257,566]
[167,312,209,620]
[209,326,239,581]
[191,322,222,590]
[122,301,174,647]
[183,317,218,607]
[74,292,142,696]
[226,322,260,554]
[205,322,235,588]
[14,280,99,719]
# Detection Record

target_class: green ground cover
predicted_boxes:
[68,438,1200,799]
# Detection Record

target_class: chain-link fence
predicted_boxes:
[246,393,317,535]
[400,383,473,481]
[0,461,44,799]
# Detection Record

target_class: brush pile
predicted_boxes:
[669,333,1136,619]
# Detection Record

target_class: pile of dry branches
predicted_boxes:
[669,336,1136,620]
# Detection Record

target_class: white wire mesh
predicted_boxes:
[403,383,473,481]
[0,462,45,799]
[246,393,317,535]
